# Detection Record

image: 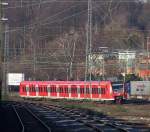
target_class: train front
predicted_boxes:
[111,82,127,103]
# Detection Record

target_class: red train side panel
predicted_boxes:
[20,81,126,102]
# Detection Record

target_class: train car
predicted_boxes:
[130,81,150,99]
[20,81,127,103]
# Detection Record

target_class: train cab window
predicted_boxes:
[112,83,123,92]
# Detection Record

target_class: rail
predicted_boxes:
[13,103,51,132]
[29,102,129,132]
[23,104,51,132]
[12,105,25,132]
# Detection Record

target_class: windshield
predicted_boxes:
[112,83,124,91]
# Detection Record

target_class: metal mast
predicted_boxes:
[1,2,9,100]
[85,0,92,82]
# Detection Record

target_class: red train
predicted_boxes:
[20,81,127,103]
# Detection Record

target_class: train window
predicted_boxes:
[71,88,77,93]
[141,89,144,91]
[43,86,45,92]
[54,87,56,92]
[51,86,56,93]
[101,88,106,94]
[35,85,38,92]
[47,86,50,93]
[31,86,35,92]
[86,88,90,94]
[65,87,68,93]
[50,86,53,92]
[112,83,123,91]
[29,87,31,92]
[92,88,98,94]
[39,86,42,92]
[23,87,26,92]
[98,88,101,94]
[59,87,61,93]
[53,87,55,93]
[77,87,80,94]
[44,86,47,92]
[80,88,84,94]
[26,85,29,92]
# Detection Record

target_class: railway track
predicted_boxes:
[34,102,150,132]
[12,102,51,132]
[0,102,22,132]
[20,101,148,132]
[7,101,149,132]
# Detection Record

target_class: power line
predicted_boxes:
[3,0,141,9]
[1,9,87,33]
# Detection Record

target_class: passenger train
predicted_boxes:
[20,81,127,103]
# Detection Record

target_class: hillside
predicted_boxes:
[2,0,150,80]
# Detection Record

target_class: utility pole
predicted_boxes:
[1,1,9,100]
[147,37,150,58]
[146,37,150,80]
[85,0,92,82]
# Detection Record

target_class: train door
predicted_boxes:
[92,85,99,99]
[38,84,42,97]
[100,85,107,99]
[59,85,64,98]
[80,85,84,98]
[50,85,57,97]
[71,85,78,98]
[29,84,36,97]
[64,85,69,98]
[20,84,25,96]
[85,84,90,98]
[43,85,48,96]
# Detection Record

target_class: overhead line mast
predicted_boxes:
[85,0,92,83]
[1,1,9,100]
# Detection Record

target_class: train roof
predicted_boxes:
[20,81,111,85]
